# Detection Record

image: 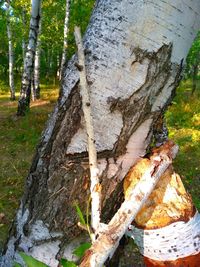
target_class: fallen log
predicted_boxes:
[126,143,200,266]
[79,141,178,267]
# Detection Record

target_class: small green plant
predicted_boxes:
[60,259,77,267]
[14,252,49,267]
[13,242,91,267]
[13,204,92,267]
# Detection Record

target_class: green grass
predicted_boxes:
[166,79,200,210]
[0,85,59,249]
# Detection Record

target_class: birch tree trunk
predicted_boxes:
[22,8,27,69]
[60,0,71,80]
[17,0,41,116]
[6,1,15,101]
[1,1,200,266]
[32,17,42,100]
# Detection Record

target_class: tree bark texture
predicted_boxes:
[6,1,15,101]
[32,17,42,100]
[17,0,41,115]
[191,57,199,95]
[79,142,178,267]
[60,0,71,80]
[125,145,200,266]
[1,0,200,266]
[22,8,27,69]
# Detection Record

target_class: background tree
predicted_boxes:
[0,0,199,266]
[60,0,71,80]
[185,32,200,94]
[1,1,199,266]
[5,0,15,100]
[17,0,41,116]
[32,16,41,100]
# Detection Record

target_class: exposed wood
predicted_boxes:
[79,141,178,267]
[74,26,101,234]
[126,143,200,266]
[1,1,200,266]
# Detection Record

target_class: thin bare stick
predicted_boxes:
[74,26,101,235]
[79,143,179,267]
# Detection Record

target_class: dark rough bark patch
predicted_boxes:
[110,44,180,157]
[13,84,83,242]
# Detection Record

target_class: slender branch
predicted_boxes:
[74,26,101,235]
[79,142,179,267]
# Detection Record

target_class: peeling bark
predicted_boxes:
[1,0,200,266]
[79,142,178,267]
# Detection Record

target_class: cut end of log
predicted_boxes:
[125,140,200,266]
[124,140,194,229]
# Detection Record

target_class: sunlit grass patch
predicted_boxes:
[0,84,59,249]
[166,79,200,209]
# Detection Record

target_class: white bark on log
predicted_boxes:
[17,0,41,115]
[60,0,71,80]
[79,143,179,267]
[128,211,200,261]
[74,26,101,234]
[6,1,15,101]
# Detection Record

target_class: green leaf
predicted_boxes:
[19,252,49,267]
[13,263,22,267]
[73,242,91,258]
[60,258,77,267]
[74,203,86,226]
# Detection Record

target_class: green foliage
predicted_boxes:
[74,202,87,226]
[19,252,49,267]
[67,0,95,59]
[0,0,95,82]
[60,259,77,267]
[166,80,200,210]
[185,31,200,79]
[0,86,59,249]
[73,243,91,258]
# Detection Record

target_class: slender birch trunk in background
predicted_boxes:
[1,1,200,266]
[45,47,52,83]
[32,17,42,100]
[22,8,27,69]
[6,0,15,101]
[60,0,70,80]
[17,0,41,116]
[191,53,200,95]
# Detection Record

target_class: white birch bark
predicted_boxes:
[17,0,41,115]
[1,1,200,266]
[32,16,41,100]
[79,143,178,267]
[6,0,15,101]
[22,8,27,69]
[74,26,101,235]
[60,0,70,80]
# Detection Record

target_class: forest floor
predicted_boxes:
[0,80,200,261]
[0,85,59,250]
